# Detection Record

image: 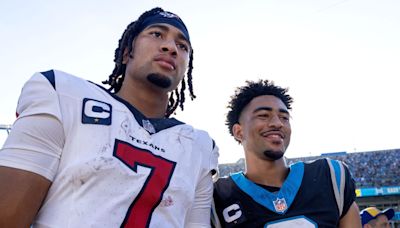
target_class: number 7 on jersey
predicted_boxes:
[113,139,176,228]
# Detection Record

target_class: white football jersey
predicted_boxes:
[1,70,219,227]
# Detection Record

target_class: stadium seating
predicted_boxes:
[218,149,400,189]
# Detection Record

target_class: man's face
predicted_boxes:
[233,95,291,161]
[123,23,191,91]
[368,215,390,228]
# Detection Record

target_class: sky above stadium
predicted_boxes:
[1,0,399,163]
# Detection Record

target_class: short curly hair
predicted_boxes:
[226,79,293,139]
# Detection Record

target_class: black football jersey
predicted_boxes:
[213,159,355,228]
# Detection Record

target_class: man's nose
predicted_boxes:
[160,39,177,57]
[268,114,283,128]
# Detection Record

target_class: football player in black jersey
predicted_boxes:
[212,79,361,227]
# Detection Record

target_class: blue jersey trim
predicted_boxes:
[330,159,342,192]
[40,70,56,90]
[231,162,304,214]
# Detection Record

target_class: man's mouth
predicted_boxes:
[154,56,176,70]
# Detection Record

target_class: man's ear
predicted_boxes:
[232,123,243,143]
[122,48,130,64]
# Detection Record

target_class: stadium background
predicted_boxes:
[1,127,399,226]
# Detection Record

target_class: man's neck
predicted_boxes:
[116,80,168,118]
[244,155,289,188]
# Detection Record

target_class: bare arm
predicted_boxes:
[339,202,362,228]
[0,166,51,227]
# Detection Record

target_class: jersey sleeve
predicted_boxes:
[0,71,64,181]
[326,158,357,218]
[185,131,220,227]
[209,140,219,177]
[16,71,63,121]
[193,130,219,176]
[341,161,356,218]
[185,171,214,228]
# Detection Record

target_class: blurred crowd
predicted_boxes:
[218,149,400,188]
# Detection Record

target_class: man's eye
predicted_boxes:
[280,116,290,121]
[258,114,269,118]
[150,31,162,37]
[177,43,188,52]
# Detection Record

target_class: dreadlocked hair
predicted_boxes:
[226,79,293,142]
[102,7,196,118]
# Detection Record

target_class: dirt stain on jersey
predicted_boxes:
[159,195,174,207]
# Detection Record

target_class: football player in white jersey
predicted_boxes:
[0,7,218,228]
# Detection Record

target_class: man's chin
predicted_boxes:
[263,150,285,161]
[147,73,172,89]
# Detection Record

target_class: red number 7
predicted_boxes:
[113,139,176,228]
